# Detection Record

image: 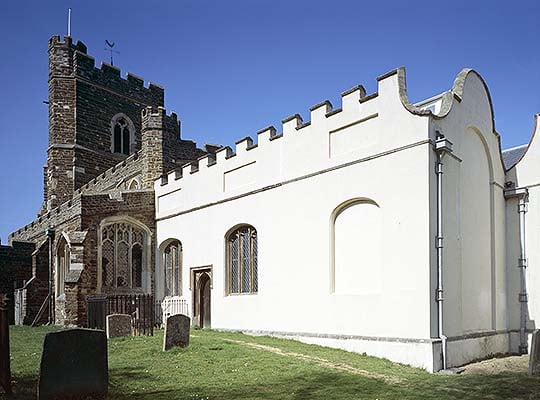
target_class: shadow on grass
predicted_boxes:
[4,363,540,400]
[107,369,394,400]
[106,368,540,400]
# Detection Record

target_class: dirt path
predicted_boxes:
[222,338,403,384]
[462,355,529,374]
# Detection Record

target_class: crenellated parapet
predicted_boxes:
[158,76,381,188]
[48,35,163,105]
[155,67,449,216]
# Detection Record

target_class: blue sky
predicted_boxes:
[0,0,539,242]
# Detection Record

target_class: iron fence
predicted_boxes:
[87,294,154,335]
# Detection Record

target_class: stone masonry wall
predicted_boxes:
[0,241,34,323]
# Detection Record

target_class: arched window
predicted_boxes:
[56,237,70,297]
[226,225,258,294]
[163,241,182,297]
[111,114,134,155]
[100,221,147,290]
[128,178,140,190]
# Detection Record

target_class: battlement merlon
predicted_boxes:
[48,35,87,53]
[141,106,180,136]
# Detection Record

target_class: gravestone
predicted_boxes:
[106,313,132,339]
[163,314,190,351]
[0,294,12,395]
[38,329,108,400]
[529,330,540,376]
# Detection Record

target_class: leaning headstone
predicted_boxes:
[163,314,190,351]
[38,328,108,400]
[529,330,540,376]
[106,313,132,339]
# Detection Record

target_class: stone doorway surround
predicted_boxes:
[190,265,212,328]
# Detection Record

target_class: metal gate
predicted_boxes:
[87,294,154,335]
[14,288,26,326]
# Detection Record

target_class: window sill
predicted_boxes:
[226,292,258,297]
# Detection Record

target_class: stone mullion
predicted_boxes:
[113,225,118,289]
[179,245,183,297]
[229,238,234,294]
[239,233,244,293]
[128,226,133,289]
[173,247,178,296]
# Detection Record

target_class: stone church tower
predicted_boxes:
[2,35,208,326]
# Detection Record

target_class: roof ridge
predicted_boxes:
[502,143,527,153]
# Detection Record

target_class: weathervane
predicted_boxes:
[104,40,120,66]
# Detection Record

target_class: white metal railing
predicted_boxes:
[156,297,189,326]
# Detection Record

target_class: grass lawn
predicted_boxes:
[3,326,540,399]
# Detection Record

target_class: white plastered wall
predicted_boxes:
[155,71,435,368]
[507,115,540,339]
[431,71,509,366]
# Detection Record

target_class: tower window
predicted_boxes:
[111,114,134,155]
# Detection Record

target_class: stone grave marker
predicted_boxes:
[106,313,132,339]
[529,330,540,376]
[0,294,12,395]
[163,314,190,351]
[38,328,108,400]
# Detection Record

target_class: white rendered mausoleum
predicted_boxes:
[154,67,539,372]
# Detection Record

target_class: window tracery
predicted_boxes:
[101,222,146,290]
[163,241,182,297]
[226,225,258,294]
[111,114,134,155]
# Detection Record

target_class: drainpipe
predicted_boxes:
[435,134,453,371]
[518,192,529,354]
[46,227,55,325]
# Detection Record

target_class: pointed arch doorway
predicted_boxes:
[191,266,212,328]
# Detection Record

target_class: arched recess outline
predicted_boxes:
[55,232,71,298]
[329,198,380,293]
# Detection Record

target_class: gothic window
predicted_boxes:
[56,237,70,296]
[163,241,182,297]
[128,179,140,190]
[111,114,134,155]
[100,222,147,290]
[226,225,258,294]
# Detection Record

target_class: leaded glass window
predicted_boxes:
[163,241,182,297]
[227,226,258,294]
[112,116,133,155]
[100,222,146,290]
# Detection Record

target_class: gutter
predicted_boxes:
[434,134,453,370]
[504,186,529,354]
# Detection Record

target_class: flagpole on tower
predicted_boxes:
[67,8,72,36]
